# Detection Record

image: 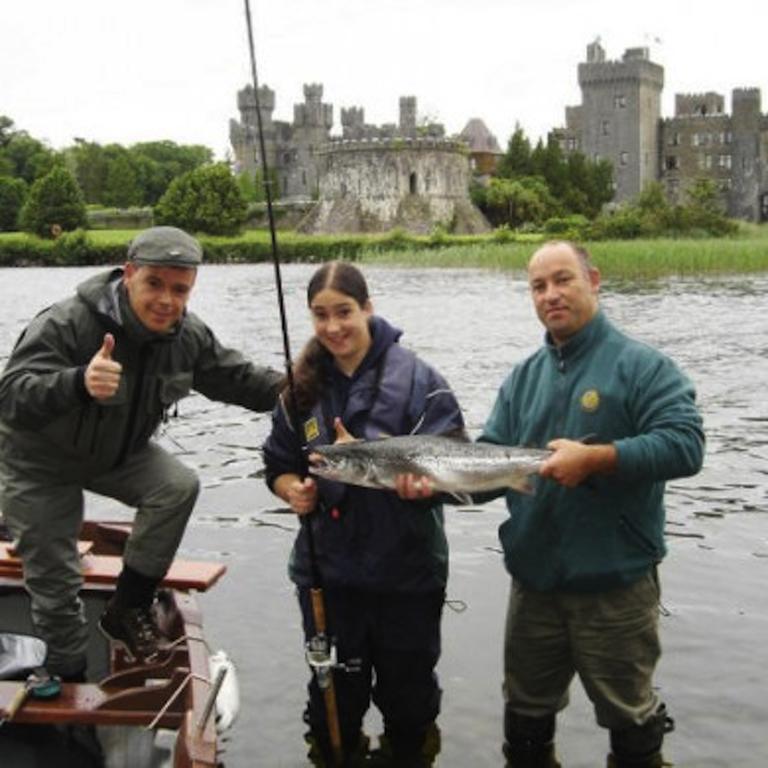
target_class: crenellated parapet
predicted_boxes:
[674,92,725,117]
[316,137,468,155]
[578,46,664,89]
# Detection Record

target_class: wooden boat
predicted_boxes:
[0,520,233,767]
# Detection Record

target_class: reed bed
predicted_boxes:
[359,235,768,278]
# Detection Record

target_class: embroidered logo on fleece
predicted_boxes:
[580,389,600,412]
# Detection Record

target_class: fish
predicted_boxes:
[309,434,551,502]
[209,649,240,733]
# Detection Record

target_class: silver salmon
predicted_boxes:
[309,435,550,500]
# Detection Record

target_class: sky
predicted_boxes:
[3,0,766,160]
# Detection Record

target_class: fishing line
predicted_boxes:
[241,2,343,763]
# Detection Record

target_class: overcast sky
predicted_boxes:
[3,0,766,159]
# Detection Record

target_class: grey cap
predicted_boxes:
[127,226,203,267]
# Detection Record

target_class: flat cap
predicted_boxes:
[127,226,203,267]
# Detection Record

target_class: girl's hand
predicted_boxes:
[395,474,434,500]
[286,476,318,516]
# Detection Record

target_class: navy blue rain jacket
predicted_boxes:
[263,316,465,593]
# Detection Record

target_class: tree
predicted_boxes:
[0,176,27,231]
[484,177,557,228]
[19,166,87,237]
[497,123,532,178]
[0,132,57,184]
[69,139,109,203]
[154,163,246,236]
[103,147,142,208]
[130,141,213,205]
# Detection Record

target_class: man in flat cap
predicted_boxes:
[0,226,283,679]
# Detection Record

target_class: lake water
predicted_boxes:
[0,264,766,767]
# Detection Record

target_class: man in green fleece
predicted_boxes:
[481,241,704,768]
[0,226,283,680]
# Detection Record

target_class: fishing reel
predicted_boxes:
[305,633,360,689]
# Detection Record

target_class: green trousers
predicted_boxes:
[503,570,662,730]
[1,442,199,676]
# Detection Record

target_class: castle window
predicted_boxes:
[302,171,307,186]
[614,95,626,108]
[720,179,732,191]
[409,172,417,194]
[665,155,680,171]
[668,132,680,146]
[718,154,732,169]
[724,131,733,144]
[567,137,578,151]
[691,133,700,147]
[601,120,610,136]
[619,152,629,166]
[698,154,712,170]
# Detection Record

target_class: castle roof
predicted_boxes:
[459,118,502,154]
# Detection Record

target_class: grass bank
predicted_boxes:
[1,226,766,277]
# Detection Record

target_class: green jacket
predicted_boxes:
[481,310,705,592]
[0,268,282,474]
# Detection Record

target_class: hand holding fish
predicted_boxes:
[540,438,617,487]
[332,418,356,444]
[395,474,434,500]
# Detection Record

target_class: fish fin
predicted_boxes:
[450,491,474,506]
[516,480,536,495]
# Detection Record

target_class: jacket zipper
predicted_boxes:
[113,345,148,468]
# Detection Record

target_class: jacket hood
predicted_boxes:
[364,315,403,371]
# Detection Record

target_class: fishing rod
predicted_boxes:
[241,2,344,764]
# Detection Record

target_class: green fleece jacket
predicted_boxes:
[0,268,282,474]
[481,310,705,592]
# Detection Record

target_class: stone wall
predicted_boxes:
[300,139,488,234]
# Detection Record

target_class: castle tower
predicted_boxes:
[286,83,333,199]
[399,96,417,138]
[229,84,277,177]
[731,88,763,220]
[577,43,664,201]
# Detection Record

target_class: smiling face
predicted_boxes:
[309,287,372,374]
[528,242,600,345]
[122,262,197,333]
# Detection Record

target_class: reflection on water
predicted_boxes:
[1,264,766,766]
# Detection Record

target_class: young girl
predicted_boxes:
[263,261,465,767]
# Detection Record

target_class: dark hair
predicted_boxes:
[287,261,370,413]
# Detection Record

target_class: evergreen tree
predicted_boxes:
[19,166,87,237]
[497,124,532,178]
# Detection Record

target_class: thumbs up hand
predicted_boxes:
[85,333,123,400]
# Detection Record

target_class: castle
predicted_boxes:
[230,43,768,226]
[229,84,491,234]
[552,40,768,221]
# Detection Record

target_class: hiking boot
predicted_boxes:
[98,602,162,663]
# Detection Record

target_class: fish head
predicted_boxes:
[308,444,379,487]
